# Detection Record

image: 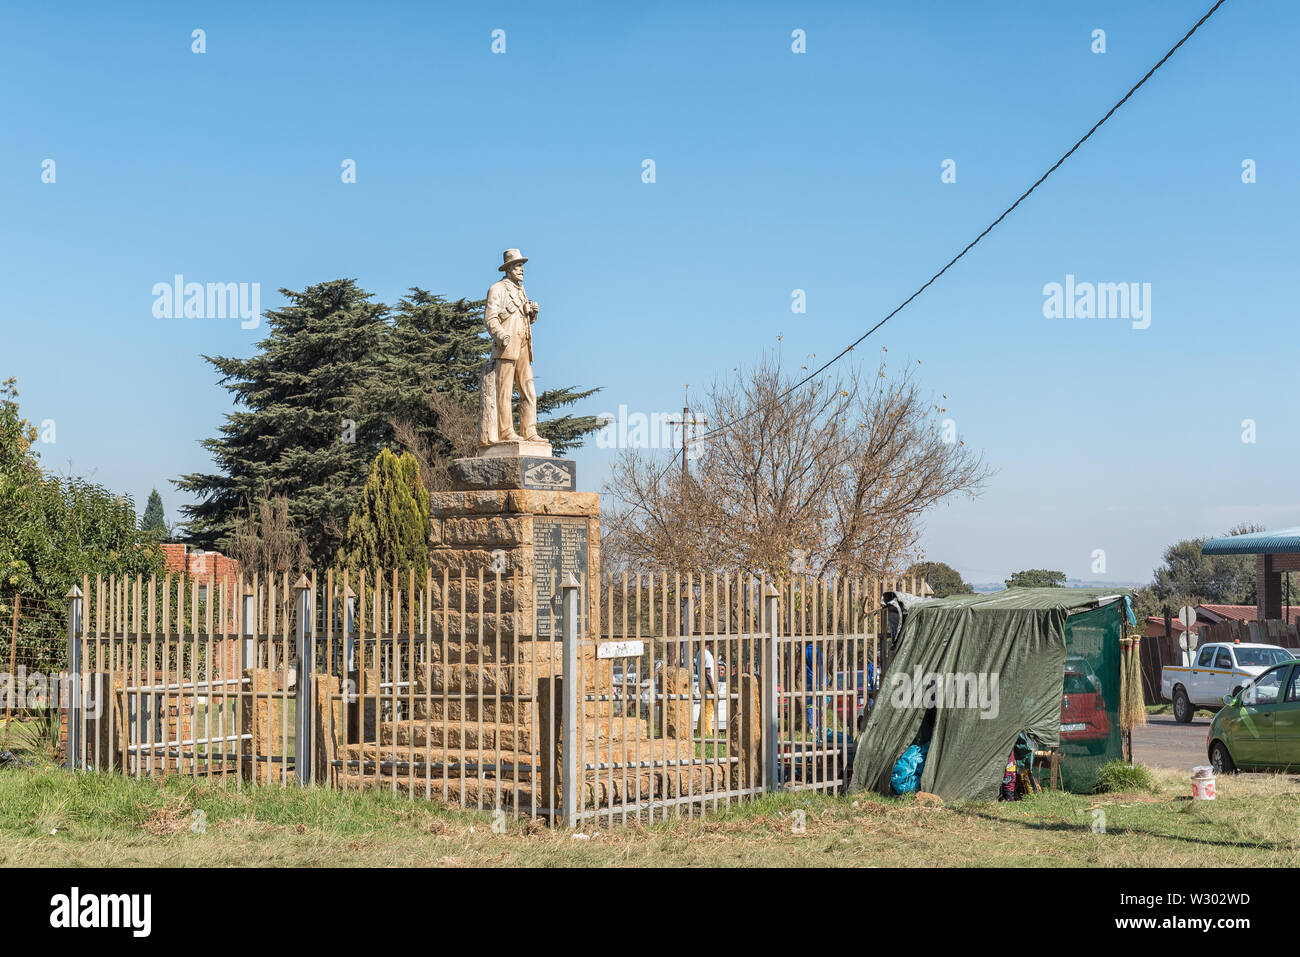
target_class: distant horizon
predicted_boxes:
[967,578,1147,594]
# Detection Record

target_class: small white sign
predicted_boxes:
[1178,605,1197,629]
[597,640,644,659]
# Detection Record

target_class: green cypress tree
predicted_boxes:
[175,280,390,564]
[337,448,430,574]
[141,488,166,534]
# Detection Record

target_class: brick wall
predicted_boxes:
[159,544,242,632]
[161,543,241,582]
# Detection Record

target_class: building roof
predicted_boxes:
[1145,615,1194,633]
[1197,604,1255,623]
[1201,526,1300,555]
[1198,603,1300,625]
[1145,606,1300,631]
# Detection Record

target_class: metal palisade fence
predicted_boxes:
[56,570,918,826]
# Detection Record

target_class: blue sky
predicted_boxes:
[3,0,1294,586]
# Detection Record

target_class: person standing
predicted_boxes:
[804,641,826,736]
[697,640,718,737]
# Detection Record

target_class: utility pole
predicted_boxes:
[664,385,707,488]
[665,387,707,653]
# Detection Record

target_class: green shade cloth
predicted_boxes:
[849,588,1128,801]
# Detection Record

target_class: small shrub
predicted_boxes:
[1095,760,1155,793]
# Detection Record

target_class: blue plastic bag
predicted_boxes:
[890,742,930,795]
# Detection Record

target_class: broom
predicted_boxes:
[1118,635,1147,762]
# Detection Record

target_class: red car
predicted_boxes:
[1059,669,1110,753]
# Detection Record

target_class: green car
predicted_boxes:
[1208,657,1300,773]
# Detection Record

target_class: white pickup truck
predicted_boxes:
[1161,642,1298,723]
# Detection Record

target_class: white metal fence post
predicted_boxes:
[64,585,84,771]
[294,575,314,786]
[560,573,580,829]
[762,582,780,792]
[343,585,356,672]
[241,591,256,670]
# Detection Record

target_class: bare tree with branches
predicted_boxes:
[229,487,310,582]
[603,351,989,580]
[389,391,480,493]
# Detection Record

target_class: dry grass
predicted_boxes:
[2,763,1299,867]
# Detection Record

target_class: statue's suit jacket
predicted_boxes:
[485,278,534,362]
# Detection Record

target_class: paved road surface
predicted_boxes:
[1132,713,1211,770]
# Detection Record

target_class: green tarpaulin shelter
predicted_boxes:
[848,588,1133,801]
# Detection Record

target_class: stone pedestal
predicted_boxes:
[450,455,576,493]
[431,456,597,640]
[343,453,708,811]
[479,437,553,459]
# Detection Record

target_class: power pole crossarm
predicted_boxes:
[664,402,707,486]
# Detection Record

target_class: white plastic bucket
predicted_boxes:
[1191,765,1216,800]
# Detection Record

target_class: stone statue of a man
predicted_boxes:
[479,249,550,454]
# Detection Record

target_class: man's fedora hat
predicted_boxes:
[498,249,528,271]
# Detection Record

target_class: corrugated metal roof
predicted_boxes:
[1201,527,1300,555]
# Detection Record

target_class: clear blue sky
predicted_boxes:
[3,0,1294,586]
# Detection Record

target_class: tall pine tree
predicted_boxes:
[369,289,489,457]
[177,280,605,565]
[337,448,430,573]
[140,488,166,534]
[175,280,390,563]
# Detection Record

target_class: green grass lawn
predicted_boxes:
[3,747,1299,866]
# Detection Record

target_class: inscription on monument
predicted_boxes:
[534,515,588,636]
[522,457,575,490]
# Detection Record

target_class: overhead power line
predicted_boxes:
[677,0,1228,457]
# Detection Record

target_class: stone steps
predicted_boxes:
[341,760,732,810]
[341,742,534,774]
[376,714,652,751]
[408,695,630,726]
[344,732,673,771]
[352,644,614,695]
[571,762,733,806]
[412,660,612,696]
[377,720,533,752]
[341,733,705,779]
[341,773,538,809]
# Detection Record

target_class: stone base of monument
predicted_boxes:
[450,454,576,493]
[337,453,587,809]
[340,742,732,809]
[428,455,597,638]
[478,437,554,459]
[336,455,745,813]
[338,647,704,811]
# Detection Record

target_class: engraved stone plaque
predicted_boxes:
[522,457,575,490]
[450,455,577,491]
[534,515,588,636]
